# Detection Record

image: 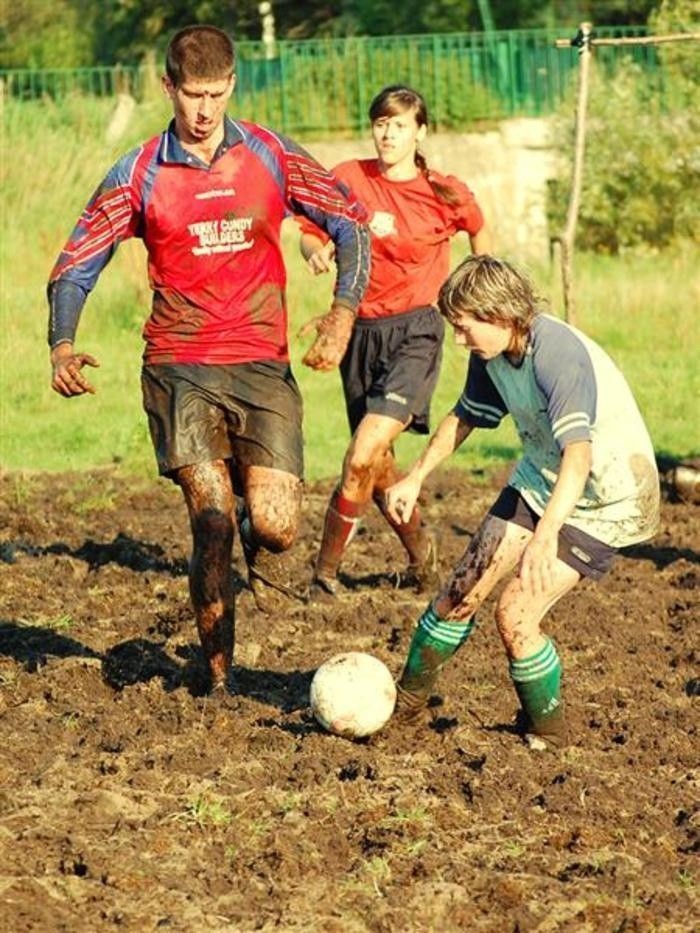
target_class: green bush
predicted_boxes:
[547,56,700,253]
[650,0,700,94]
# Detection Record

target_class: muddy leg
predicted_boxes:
[496,564,580,748]
[238,466,304,610]
[314,413,406,592]
[397,514,529,710]
[177,461,235,690]
[373,450,437,590]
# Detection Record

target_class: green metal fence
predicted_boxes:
[1,26,656,133]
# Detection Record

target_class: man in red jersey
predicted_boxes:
[47,25,370,695]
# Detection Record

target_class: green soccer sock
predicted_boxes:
[398,605,475,698]
[509,638,563,733]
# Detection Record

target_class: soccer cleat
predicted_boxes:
[307,573,338,603]
[209,677,238,700]
[393,682,431,721]
[518,706,569,751]
[200,679,243,724]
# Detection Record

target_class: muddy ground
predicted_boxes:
[0,465,697,932]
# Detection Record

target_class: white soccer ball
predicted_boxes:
[310,651,397,739]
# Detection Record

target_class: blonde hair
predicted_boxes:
[438,255,542,356]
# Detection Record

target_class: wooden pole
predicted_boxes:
[553,27,700,322]
[559,22,593,325]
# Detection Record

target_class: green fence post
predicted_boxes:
[432,34,441,130]
[279,43,289,134]
[356,40,365,136]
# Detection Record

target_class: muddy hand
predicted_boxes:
[301,304,355,371]
[51,349,100,397]
[385,474,421,524]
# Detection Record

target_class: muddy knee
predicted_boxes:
[250,520,297,552]
[495,592,541,657]
[244,501,300,552]
[192,509,234,551]
[242,468,302,552]
[342,453,377,501]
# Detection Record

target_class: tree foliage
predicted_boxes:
[547,0,700,254]
[0,0,95,68]
[649,0,700,90]
[345,0,480,36]
[0,0,669,70]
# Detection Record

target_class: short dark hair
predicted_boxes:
[165,25,235,86]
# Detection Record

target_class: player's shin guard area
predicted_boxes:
[397,606,475,712]
[373,495,440,592]
[401,530,440,593]
[509,638,568,749]
[314,488,367,584]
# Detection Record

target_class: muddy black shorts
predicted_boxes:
[141,361,304,483]
[489,486,617,580]
[340,305,444,435]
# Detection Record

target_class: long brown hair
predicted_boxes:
[368,85,460,206]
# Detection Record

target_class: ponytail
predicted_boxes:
[414,152,460,207]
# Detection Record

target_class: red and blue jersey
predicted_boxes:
[48,117,370,365]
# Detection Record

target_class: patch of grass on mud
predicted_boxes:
[177,794,233,831]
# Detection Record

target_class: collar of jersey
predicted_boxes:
[160,116,244,166]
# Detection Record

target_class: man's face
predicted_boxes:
[450,310,513,360]
[163,74,235,144]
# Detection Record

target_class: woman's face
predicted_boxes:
[450,310,514,360]
[371,106,426,172]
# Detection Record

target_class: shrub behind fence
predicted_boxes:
[0,27,657,134]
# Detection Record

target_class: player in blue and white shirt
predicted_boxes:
[385,255,659,749]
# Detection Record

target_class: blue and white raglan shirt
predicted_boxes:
[455,314,659,547]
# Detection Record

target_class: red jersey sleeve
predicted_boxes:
[292,160,361,246]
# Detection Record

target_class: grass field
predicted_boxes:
[2,96,698,480]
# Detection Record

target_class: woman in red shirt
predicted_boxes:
[299,84,492,598]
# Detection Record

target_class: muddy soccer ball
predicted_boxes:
[310,652,397,738]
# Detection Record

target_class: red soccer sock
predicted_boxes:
[373,493,428,567]
[315,488,368,580]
